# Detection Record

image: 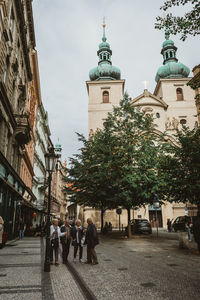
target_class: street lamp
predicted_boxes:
[44,147,58,272]
[153,194,160,238]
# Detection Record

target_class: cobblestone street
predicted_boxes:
[0,233,200,300]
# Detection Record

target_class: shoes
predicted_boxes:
[55,261,59,266]
[50,261,53,265]
[80,259,85,263]
[84,261,92,264]
[92,261,99,265]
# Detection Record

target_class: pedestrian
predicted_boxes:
[167,219,172,232]
[50,218,67,265]
[108,222,112,232]
[60,219,71,264]
[71,219,85,263]
[19,219,26,239]
[193,213,200,253]
[186,219,192,242]
[0,216,4,249]
[85,218,99,265]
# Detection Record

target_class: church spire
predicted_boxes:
[89,20,121,81]
[155,31,190,82]
[102,17,106,42]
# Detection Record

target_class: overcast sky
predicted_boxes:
[32,0,199,162]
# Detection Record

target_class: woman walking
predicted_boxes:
[50,218,67,265]
[71,219,85,262]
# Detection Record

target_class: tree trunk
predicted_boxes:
[101,208,105,233]
[127,208,132,238]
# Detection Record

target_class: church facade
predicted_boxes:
[83,24,197,229]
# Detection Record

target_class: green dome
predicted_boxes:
[99,41,110,49]
[89,22,121,81]
[155,61,190,82]
[55,142,62,152]
[162,39,174,48]
[155,32,190,83]
[89,63,121,81]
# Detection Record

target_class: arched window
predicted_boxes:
[166,52,168,59]
[103,91,109,103]
[180,119,187,125]
[170,51,173,58]
[176,88,184,101]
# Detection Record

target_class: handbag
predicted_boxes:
[72,239,77,247]
[51,238,59,248]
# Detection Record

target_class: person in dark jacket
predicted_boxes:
[85,218,99,265]
[71,219,85,262]
[60,219,71,263]
[193,213,200,253]
[19,219,26,239]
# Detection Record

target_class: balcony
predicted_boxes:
[14,114,31,145]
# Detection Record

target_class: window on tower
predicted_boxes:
[103,91,109,103]
[176,88,184,101]
[166,52,168,59]
[170,51,173,58]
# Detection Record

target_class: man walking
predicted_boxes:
[60,219,71,263]
[85,218,99,265]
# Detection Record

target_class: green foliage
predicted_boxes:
[158,125,200,204]
[66,93,167,213]
[155,0,200,40]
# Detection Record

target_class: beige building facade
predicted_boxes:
[83,25,198,229]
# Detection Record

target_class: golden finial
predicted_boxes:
[103,16,106,28]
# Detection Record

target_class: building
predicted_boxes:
[0,0,36,238]
[51,143,67,221]
[84,23,198,229]
[130,31,198,227]
[188,65,200,125]
[32,103,51,225]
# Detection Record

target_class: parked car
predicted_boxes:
[172,216,197,232]
[126,219,152,234]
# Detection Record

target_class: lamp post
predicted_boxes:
[153,194,160,238]
[44,147,58,272]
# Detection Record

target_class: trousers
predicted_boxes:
[74,244,83,259]
[62,239,71,262]
[50,244,59,262]
[87,243,98,263]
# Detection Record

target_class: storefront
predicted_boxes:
[0,152,26,239]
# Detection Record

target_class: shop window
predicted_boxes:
[176,88,184,101]
[103,91,109,103]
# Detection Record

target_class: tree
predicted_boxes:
[66,131,119,232]
[155,0,200,40]
[104,94,167,225]
[158,125,200,209]
[66,93,167,234]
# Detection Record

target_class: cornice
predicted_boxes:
[26,0,36,48]
[14,0,32,81]
[31,50,42,105]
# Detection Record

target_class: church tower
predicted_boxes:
[86,21,125,134]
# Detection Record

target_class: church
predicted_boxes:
[83,22,197,229]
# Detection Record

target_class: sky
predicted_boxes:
[32,0,199,162]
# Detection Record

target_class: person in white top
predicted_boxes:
[50,218,67,265]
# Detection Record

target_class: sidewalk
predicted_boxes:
[0,237,86,300]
